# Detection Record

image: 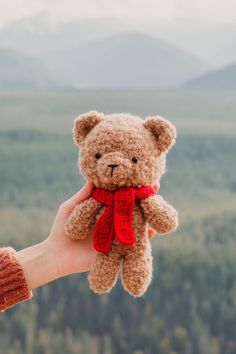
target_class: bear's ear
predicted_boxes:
[144,116,177,153]
[73,111,104,145]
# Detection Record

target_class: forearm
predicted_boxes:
[15,240,59,291]
[0,242,59,312]
[0,247,32,311]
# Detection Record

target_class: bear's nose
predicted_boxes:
[108,164,118,177]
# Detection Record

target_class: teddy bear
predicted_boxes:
[65,111,178,297]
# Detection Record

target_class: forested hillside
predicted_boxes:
[0,91,235,354]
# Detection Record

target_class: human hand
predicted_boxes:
[46,182,96,278]
[47,180,160,275]
[16,183,95,290]
[148,181,160,239]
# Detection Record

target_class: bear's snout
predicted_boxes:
[108,164,119,177]
[96,152,133,187]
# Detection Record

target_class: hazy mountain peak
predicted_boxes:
[0,47,57,90]
[54,31,209,89]
[183,61,236,90]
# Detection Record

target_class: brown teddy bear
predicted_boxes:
[65,111,178,297]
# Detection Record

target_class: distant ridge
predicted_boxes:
[183,62,236,90]
[0,47,56,90]
[52,32,209,89]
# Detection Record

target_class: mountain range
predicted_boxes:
[183,62,236,90]
[0,16,235,91]
[0,48,56,90]
[46,32,209,89]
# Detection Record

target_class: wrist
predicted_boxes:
[15,240,60,291]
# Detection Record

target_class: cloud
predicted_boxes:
[173,0,236,22]
[0,0,235,28]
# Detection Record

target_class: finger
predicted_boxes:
[148,228,156,239]
[153,180,160,193]
[62,182,94,214]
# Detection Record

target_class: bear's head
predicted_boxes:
[73,111,176,190]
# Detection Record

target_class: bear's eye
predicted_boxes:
[95,152,101,159]
[132,157,138,163]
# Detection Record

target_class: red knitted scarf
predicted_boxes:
[91,185,156,253]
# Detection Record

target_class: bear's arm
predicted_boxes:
[140,195,178,235]
[65,197,102,240]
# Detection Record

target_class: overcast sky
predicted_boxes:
[0,0,236,28]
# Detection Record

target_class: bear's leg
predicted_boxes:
[121,239,153,297]
[88,246,122,294]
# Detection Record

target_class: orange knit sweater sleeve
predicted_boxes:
[0,247,32,312]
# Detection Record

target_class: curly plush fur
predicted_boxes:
[66,111,178,297]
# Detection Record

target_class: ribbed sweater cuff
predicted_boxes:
[0,247,32,312]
